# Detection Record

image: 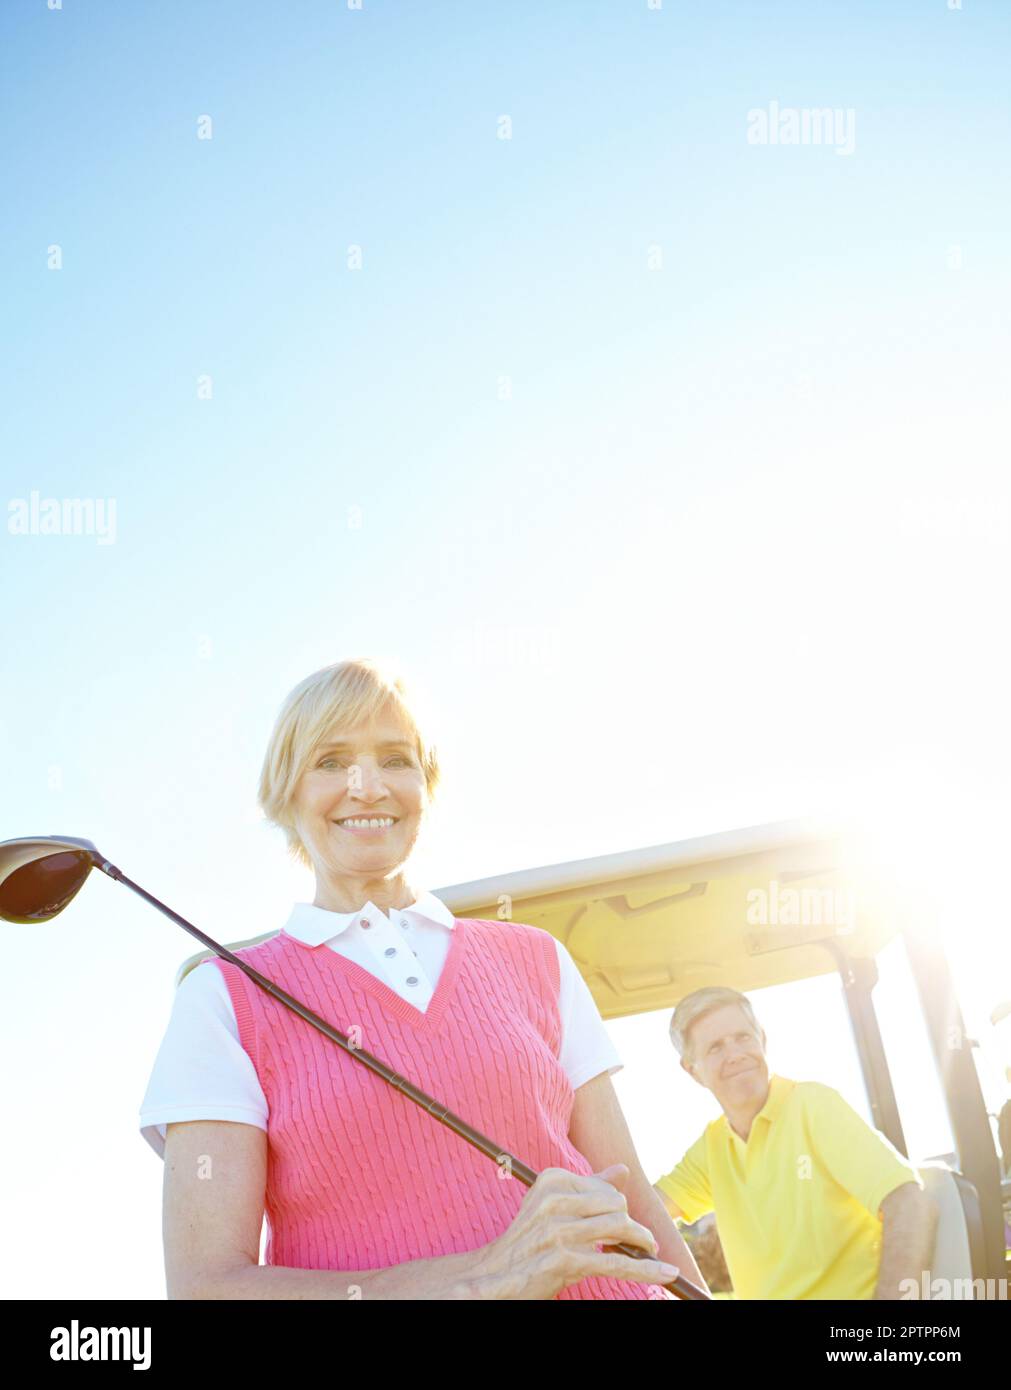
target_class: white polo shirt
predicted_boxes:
[139,892,623,1158]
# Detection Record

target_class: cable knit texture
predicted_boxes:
[209,916,668,1300]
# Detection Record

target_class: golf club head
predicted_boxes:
[0,836,101,923]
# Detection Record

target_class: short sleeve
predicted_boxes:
[803,1083,923,1218]
[654,1131,713,1223]
[138,959,268,1160]
[553,937,623,1090]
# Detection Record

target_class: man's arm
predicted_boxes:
[568,1071,709,1295]
[802,1084,941,1300]
[872,1181,939,1301]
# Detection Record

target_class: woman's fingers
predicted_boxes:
[473,1164,674,1298]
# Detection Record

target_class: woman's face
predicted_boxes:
[291,706,429,882]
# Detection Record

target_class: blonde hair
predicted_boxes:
[669,987,762,1066]
[257,658,441,871]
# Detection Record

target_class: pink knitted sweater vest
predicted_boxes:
[210,915,669,1301]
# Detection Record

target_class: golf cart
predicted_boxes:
[429,817,1009,1295]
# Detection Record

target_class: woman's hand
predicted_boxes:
[464,1163,679,1299]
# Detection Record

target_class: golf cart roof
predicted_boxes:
[175,818,897,1011]
[435,817,899,1021]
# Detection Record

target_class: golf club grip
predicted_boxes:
[601,1241,710,1301]
[506,1161,709,1301]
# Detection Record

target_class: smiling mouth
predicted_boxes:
[333,817,399,832]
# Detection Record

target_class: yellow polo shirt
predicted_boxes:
[655,1074,922,1299]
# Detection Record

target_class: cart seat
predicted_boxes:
[918,1163,987,1296]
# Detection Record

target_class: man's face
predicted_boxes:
[683,1003,769,1110]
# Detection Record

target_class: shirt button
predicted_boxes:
[360,919,371,930]
[406,976,418,986]
[400,919,409,929]
[384,947,397,957]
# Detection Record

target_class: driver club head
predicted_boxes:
[0,836,102,923]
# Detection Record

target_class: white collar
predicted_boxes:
[280,890,456,947]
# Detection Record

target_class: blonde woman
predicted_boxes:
[140,658,706,1300]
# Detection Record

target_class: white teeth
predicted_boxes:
[338,817,396,828]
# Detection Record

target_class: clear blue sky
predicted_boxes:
[2,0,1009,1298]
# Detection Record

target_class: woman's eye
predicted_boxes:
[317,756,411,769]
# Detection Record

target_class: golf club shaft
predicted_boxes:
[99,856,709,1302]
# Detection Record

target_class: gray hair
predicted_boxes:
[669,987,762,1066]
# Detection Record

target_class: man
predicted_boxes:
[653,987,938,1299]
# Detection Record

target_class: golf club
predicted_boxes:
[0,834,710,1301]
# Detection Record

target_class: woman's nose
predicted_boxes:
[352,762,387,794]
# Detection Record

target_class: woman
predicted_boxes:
[143,658,706,1299]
